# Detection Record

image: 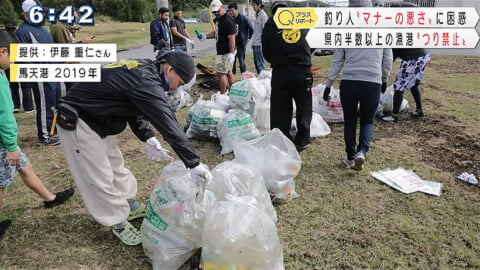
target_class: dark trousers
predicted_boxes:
[22,81,61,140]
[393,82,423,115]
[5,68,33,111]
[271,66,312,147]
[340,80,381,160]
[233,46,246,75]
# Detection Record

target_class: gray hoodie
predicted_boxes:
[326,48,393,87]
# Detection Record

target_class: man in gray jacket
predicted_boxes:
[323,0,393,171]
[251,0,268,74]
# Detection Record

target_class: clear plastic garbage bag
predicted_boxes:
[233,128,301,202]
[210,91,230,111]
[207,161,277,222]
[291,113,331,138]
[229,78,268,118]
[376,85,410,117]
[184,95,227,139]
[141,161,215,270]
[201,195,285,270]
[217,109,261,154]
[257,70,272,80]
[254,99,270,134]
[167,88,193,112]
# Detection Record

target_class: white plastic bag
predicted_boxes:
[254,99,270,134]
[180,73,196,93]
[184,96,227,139]
[141,161,215,270]
[229,78,268,118]
[257,70,272,80]
[311,84,344,123]
[241,71,256,80]
[217,109,261,154]
[233,128,301,202]
[167,88,193,112]
[207,161,277,222]
[210,91,230,111]
[377,85,410,117]
[201,195,285,270]
[291,113,331,138]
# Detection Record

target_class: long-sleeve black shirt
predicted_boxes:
[61,59,200,168]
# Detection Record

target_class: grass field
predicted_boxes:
[0,52,479,269]
[74,22,212,51]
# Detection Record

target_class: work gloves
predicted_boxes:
[186,38,195,49]
[190,164,213,186]
[323,86,331,101]
[381,82,387,94]
[226,53,235,65]
[145,137,172,161]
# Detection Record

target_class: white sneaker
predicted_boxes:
[352,152,365,171]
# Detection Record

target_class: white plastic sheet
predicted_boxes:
[141,161,215,270]
[201,195,285,270]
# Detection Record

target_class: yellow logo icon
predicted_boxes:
[274,8,318,29]
[282,29,301,44]
[104,59,141,69]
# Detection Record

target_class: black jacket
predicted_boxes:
[61,59,200,168]
[261,17,311,70]
[393,48,429,61]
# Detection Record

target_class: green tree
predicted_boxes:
[0,0,18,23]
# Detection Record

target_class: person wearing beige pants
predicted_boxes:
[58,119,136,227]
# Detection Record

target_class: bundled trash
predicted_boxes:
[184,96,227,139]
[207,161,277,222]
[141,161,216,270]
[210,91,230,111]
[217,110,261,154]
[255,99,270,134]
[229,79,268,118]
[376,85,409,117]
[311,84,344,123]
[167,88,193,112]
[291,113,331,138]
[371,168,442,196]
[457,172,478,185]
[201,195,285,270]
[233,128,301,202]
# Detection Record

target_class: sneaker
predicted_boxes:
[0,220,11,237]
[44,188,75,208]
[412,110,425,117]
[39,136,60,146]
[24,110,35,114]
[296,143,310,152]
[351,152,365,171]
[382,115,398,122]
[127,202,146,221]
[112,222,142,246]
[343,157,355,169]
[13,108,19,113]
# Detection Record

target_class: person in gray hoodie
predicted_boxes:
[323,0,393,171]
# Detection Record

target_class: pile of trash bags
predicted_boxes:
[185,71,332,154]
[142,131,293,269]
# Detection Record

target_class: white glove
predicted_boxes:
[226,53,235,65]
[186,38,195,49]
[145,137,173,162]
[190,164,212,185]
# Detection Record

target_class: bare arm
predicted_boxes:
[228,34,235,53]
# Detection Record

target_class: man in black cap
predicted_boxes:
[262,1,313,151]
[56,51,211,246]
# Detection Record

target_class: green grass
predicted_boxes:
[73,22,212,51]
[0,55,479,269]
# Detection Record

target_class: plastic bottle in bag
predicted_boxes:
[184,96,227,139]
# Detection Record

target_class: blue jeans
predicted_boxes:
[339,80,381,160]
[252,45,265,74]
[174,44,187,52]
[233,46,246,74]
